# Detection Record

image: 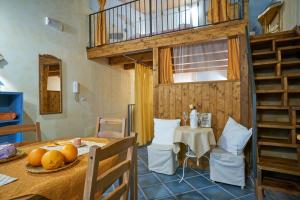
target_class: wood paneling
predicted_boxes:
[157,81,240,140]
[153,48,159,118]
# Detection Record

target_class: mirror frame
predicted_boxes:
[39,54,62,115]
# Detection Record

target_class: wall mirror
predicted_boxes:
[39,54,62,115]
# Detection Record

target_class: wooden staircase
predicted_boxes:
[250,29,300,199]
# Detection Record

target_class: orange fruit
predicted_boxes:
[60,144,78,163]
[41,150,64,170]
[28,148,47,167]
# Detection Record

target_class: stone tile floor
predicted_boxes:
[104,146,299,200]
[135,146,300,200]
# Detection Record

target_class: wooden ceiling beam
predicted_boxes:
[123,61,153,70]
[87,20,247,59]
[109,51,153,65]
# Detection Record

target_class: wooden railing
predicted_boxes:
[88,0,245,48]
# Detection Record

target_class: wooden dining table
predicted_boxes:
[0,137,136,200]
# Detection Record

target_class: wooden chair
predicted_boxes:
[83,133,137,200]
[95,117,126,138]
[0,122,41,146]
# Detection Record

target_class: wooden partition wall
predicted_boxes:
[157,81,241,140]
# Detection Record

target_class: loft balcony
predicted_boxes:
[87,0,247,59]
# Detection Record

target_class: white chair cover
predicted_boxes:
[147,119,180,175]
[147,144,178,175]
[210,147,245,187]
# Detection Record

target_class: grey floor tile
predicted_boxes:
[238,193,256,200]
[217,182,254,197]
[176,167,199,178]
[155,173,180,183]
[138,164,151,175]
[138,159,146,167]
[185,175,215,189]
[202,173,210,179]
[165,180,193,195]
[192,168,209,174]
[199,185,235,200]
[139,173,160,188]
[139,155,148,164]
[176,191,207,200]
[138,187,146,200]
[156,196,176,200]
[142,184,172,199]
[137,145,300,200]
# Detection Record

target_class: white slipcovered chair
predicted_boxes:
[209,117,252,188]
[147,118,181,175]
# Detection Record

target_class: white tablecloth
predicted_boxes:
[173,126,216,158]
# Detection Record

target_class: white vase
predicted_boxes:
[190,109,198,129]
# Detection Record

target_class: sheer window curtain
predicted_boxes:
[159,47,174,84]
[134,63,154,145]
[173,39,229,82]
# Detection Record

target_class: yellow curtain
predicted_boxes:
[159,47,174,84]
[96,0,106,46]
[227,37,240,80]
[208,0,228,23]
[134,63,154,145]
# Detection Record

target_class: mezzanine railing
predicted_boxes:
[88,0,244,48]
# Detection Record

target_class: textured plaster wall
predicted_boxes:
[0,0,133,141]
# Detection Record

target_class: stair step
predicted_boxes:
[257,122,293,129]
[255,76,281,80]
[260,176,300,196]
[291,106,300,110]
[256,89,284,93]
[275,36,300,48]
[250,38,273,44]
[256,106,289,110]
[253,59,278,67]
[250,29,296,42]
[275,36,300,43]
[278,45,300,51]
[252,50,275,56]
[258,156,300,176]
[288,89,300,93]
[281,59,300,66]
[258,138,298,148]
[283,73,300,78]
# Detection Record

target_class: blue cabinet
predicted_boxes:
[0,92,23,144]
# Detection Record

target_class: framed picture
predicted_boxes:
[200,113,212,128]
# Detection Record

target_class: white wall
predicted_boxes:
[281,0,300,31]
[0,0,133,141]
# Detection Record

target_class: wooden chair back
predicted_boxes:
[95,117,126,138]
[0,122,41,146]
[83,133,137,200]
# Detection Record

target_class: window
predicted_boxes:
[172,39,228,83]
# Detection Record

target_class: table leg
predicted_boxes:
[179,156,189,183]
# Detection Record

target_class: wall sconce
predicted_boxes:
[44,17,64,32]
[73,81,80,102]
